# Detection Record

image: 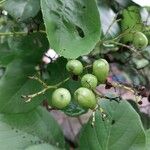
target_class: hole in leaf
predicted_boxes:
[15,130,18,133]
[82,6,86,9]
[72,75,79,81]
[148,94,150,102]
[111,120,115,125]
[0,67,5,78]
[75,26,85,38]
[34,141,37,144]
[30,140,33,143]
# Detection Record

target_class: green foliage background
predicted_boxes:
[0,0,150,149]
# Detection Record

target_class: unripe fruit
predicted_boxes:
[81,74,98,89]
[66,60,83,75]
[132,32,148,49]
[92,59,109,83]
[74,87,96,109]
[52,88,71,109]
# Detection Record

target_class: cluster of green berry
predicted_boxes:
[51,59,109,110]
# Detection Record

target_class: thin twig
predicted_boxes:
[0,30,46,36]
[54,77,70,88]
[22,86,54,102]
[22,77,70,102]
[28,76,48,88]
[109,41,150,61]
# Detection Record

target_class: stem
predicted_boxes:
[110,26,137,41]
[95,81,142,104]
[111,82,135,93]
[22,86,54,102]
[103,18,121,40]
[0,30,46,36]
[84,64,92,69]
[108,41,150,61]
[54,77,70,88]
[91,105,98,127]
[22,77,70,102]
[28,76,48,88]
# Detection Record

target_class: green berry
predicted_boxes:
[52,88,71,109]
[66,60,83,75]
[81,74,98,89]
[74,87,96,109]
[132,32,148,49]
[93,59,109,83]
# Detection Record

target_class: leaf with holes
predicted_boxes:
[41,0,100,58]
[79,100,146,150]
[0,107,65,150]
[4,0,40,21]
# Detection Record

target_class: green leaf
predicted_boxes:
[140,113,150,130]
[11,33,48,63]
[4,0,40,21]
[46,58,87,116]
[121,6,143,43]
[146,129,150,150]
[0,32,49,113]
[128,100,150,130]
[0,33,49,66]
[0,42,15,66]
[0,59,45,113]
[0,107,65,150]
[79,100,146,150]
[25,144,61,150]
[63,101,88,117]
[41,0,100,58]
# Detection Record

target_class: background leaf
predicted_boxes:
[4,0,40,21]
[0,33,49,113]
[0,59,45,113]
[128,100,150,130]
[41,0,100,58]
[0,107,65,150]
[79,100,146,150]
[0,33,49,66]
[121,6,143,43]
[146,129,150,150]
[0,42,15,66]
